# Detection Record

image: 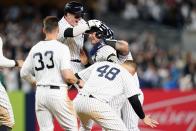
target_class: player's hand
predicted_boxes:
[80,50,88,65]
[87,19,102,28]
[16,60,24,68]
[143,115,159,128]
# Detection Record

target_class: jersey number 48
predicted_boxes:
[96,65,120,81]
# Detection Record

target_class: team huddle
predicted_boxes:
[0,1,159,131]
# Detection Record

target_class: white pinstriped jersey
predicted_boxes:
[90,41,117,63]
[20,40,71,87]
[91,44,140,89]
[21,40,78,130]
[89,42,142,130]
[58,17,86,73]
[78,61,142,102]
[0,83,10,109]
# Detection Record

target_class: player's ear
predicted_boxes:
[95,31,102,39]
[42,28,46,34]
[56,27,60,34]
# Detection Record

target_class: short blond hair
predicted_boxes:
[124,60,137,70]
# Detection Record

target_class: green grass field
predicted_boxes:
[8,91,25,131]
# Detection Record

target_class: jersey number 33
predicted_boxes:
[33,51,54,71]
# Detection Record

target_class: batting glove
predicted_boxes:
[87,19,102,28]
[99,23,114,39]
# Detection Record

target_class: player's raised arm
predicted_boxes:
[106,39,129,56]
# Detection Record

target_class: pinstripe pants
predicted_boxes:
[0,84,14,128]
[35,86,78,131]
[121,93,144,131]
[0,87,14,128]
[109,93,144,131]
[73,93,128,131]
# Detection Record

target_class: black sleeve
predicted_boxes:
[84,63,91,68]
[128,95,145,119]
[75,73,81,79]
[64,28,74,37]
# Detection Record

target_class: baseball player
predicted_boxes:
[20,16,81,131]
[85,24,144,131]
[57,1,103,73]
[73,60,158,130]
[0,37,23,131]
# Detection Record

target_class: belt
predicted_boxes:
[89,94,95,98]
[37,85,60,89]
[79,93,109,103]
[79,93,95,98]
[71,59,81,63]
[50,85,60,89]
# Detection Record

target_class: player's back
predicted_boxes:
[79,61,139,102]
[30,40,70,86]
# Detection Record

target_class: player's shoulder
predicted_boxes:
[78,19,86,24]
[58,17,71,28]
[101,45,116,51]
[30,41,43,51]
[98,45,117,56]
[56,41,70,51]
[96,61,119,68]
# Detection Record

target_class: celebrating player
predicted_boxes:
[0,37,23,131]
[20,16,80,131]
[85,24,145,130]
[58,1,103,73]
[73,60,159,130]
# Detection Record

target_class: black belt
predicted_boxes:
[71,59,81,63]
[79,93,95,98]
[89,94,95,98]
[37,85,60,89]
[79,93,108,103]
[50,85,60,89]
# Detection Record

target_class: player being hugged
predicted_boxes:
[83,23,152,130]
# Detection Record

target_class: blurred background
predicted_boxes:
[0,0,195,131]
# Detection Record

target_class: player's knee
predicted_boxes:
[0,106,15,128]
